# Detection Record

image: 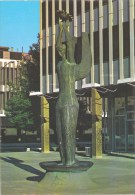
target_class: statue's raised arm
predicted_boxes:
[56,20,65,58]
[75,32,92,81]
[63,21,76,63]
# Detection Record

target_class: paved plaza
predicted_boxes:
[0,151,135,195]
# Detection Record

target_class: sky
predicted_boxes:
[0,0,39,53]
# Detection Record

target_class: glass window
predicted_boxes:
[123,22,130,58]
[123,0,129,22]
[115,97,125,115]
[48,1,52,27]
[113,59,119,83]
[127,96,135,111]
[77,15,81,37]
[85,11,90,33]
[114,115,126,152]
[94,31,99,64]
[94,8,99,32]
[113,25,119,60]
[127,121,135,152]
[124,57,130,78]
[103,28,109,62]
[103,4,108,29]
[94,64,99,83]
[113,0,118,25]
[103,62,109,85]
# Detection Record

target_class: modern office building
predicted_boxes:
[0,46,30,141]
[40,0,135,153]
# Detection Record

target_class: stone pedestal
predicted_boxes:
[40,161,93,172]
[92,89,102,158]
[41,96,50,153]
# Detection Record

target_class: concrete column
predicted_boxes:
[99,0,104,85]
[66,0,69,13]
[118,0,124,79]
[90,0,94,83]
[59,0,62,10]
[73,0,77,37]
[129,0,135,78]
[45,0,49,93]
[92,88,102,158]
[52,0,56,92]
[81,0,86,86]
[108,0,114,84]
[41,96,50,153]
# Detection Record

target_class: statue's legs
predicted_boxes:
[56,109,65,164]
[60,105,79,166]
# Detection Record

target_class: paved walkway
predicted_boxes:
[0,151,135,195]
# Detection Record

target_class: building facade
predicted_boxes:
[40,0,135,153]
[0,46,31,142]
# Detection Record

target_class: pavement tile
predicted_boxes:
[0,151,135,195]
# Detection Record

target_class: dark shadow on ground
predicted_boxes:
[106,152,135,160]
[0,157,46,182]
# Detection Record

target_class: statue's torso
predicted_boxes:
[56,60,79,109]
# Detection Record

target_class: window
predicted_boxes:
[94,64,99,83]
[103,62,109,85]
[94,31,99,64]
[103,28,109,62]
[123,22,130,58]
[113,25,119,60]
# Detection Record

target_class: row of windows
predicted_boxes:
[93,58,130,85]
[0,67,19,86]
[42,0,130,29]
[42,20,133,75]
[0,51,23,60]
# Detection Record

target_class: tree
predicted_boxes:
[6,34,40,141]
[24,33,40,92]
[6,93,34,138]
[23,34,41,135]
[5,60,34,140]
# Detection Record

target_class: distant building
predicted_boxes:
[40,0,135,153]
[0,46,31,141]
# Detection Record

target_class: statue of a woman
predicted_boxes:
[56,18,91,166]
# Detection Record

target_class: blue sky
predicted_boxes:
[0,0,39,53]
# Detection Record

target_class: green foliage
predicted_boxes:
[6,93,34,131]
[6,34,40,133]
[24,33,40,92]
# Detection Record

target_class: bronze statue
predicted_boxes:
[56,11,92,166]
